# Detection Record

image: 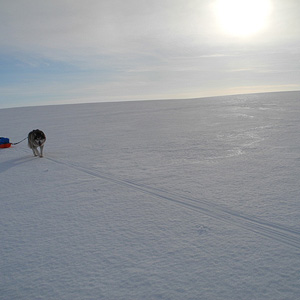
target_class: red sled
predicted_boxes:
[0,143,12,148]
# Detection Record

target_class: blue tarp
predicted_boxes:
[0,137,10,144]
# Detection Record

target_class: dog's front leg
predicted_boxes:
[32,148,39,156]
[39,145,44,157]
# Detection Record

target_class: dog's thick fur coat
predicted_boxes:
[28,129,46,157]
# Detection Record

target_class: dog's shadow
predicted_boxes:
[0,156,36,173]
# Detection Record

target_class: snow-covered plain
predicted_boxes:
[1,91,300,300]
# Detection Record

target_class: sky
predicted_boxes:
[0,0,300,109]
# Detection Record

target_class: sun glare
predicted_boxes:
[215,0,272,37]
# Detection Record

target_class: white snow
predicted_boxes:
[1,91,300,300]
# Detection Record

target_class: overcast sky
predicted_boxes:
[1,0,300,108]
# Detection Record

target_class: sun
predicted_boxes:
[215,0,272,37]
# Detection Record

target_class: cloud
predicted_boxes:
[1,1,222,58]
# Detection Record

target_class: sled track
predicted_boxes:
[47,157,300,250]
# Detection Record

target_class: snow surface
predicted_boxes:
[1,91,300,300]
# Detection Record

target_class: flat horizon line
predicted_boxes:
[1,89,300,111]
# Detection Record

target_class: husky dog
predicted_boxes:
[28,129,46,157]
